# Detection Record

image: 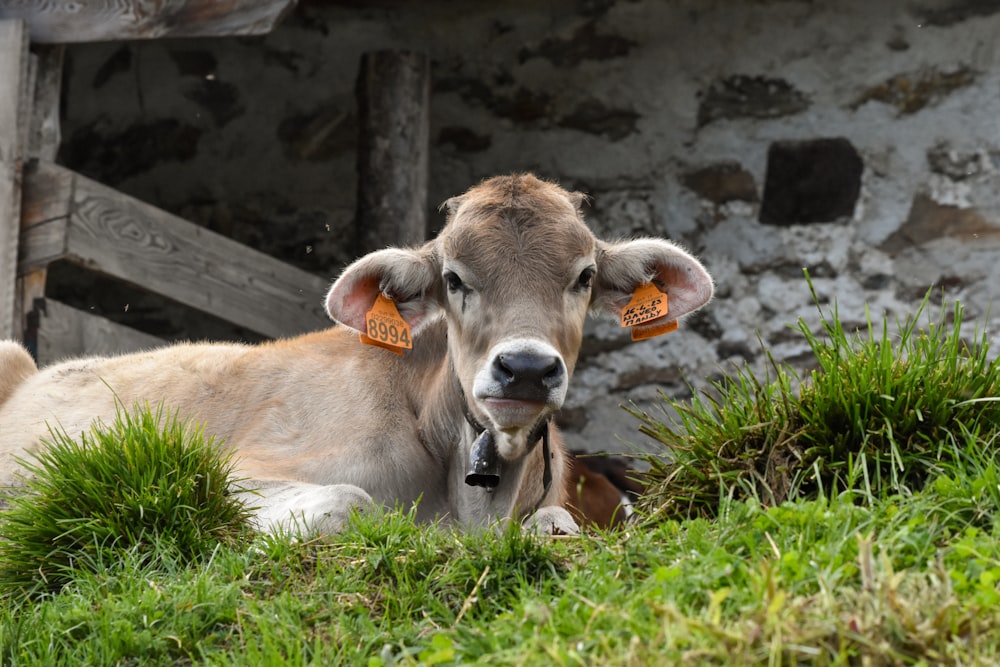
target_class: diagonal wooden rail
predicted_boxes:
[19,161,332,352]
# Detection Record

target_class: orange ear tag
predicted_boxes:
[620,283,677,341]
[360,293,413,355]
[631,318,679,341]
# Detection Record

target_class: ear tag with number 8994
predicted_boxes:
[360,293,413,355]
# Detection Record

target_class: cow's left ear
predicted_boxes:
[325,245,442,335]
[591,238,714,324]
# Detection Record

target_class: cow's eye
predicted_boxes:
[576,267,596,290]
[444,270,464,293]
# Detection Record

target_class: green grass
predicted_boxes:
[0,402,251,596]
[1,491,997,665]
[632,275,1000,520]
[0,282,998,665]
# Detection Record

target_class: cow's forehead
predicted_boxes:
[439,175,596,274]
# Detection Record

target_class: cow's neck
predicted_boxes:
[422,354,552,529]
[450,419,541,529]
[462,408,551,500]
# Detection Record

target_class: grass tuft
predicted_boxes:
[0,402,252,596]
[633,273,1000,520]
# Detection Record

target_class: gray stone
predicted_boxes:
[50,0,1000,455]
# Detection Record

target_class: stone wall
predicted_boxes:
[55,0,1000,454]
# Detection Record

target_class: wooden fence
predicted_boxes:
[0,3,430,365]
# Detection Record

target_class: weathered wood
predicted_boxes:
[19,161,332,340]
[0,0,296,44]
[19,155,73,224]
[356,50,430,255]
[16,267,46,354]
[0,19,30,340]
[28,298,165,365]
[8,41,62,342]
[27,44,63,161]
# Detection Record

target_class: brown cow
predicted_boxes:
[0,174,713,535]
[565,452,647,530]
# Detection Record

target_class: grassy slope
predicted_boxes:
[2,286,999,666]
[1,488,998,666]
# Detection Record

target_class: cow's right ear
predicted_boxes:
[325,246,442,335]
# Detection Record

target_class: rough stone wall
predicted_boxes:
[56,0,1000,454]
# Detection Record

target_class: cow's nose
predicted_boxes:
[492,352,565,399]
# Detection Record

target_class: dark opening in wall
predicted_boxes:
[759,138,863,225]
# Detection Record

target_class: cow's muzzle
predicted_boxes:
[473,339,569,439]
[489,351,566,402]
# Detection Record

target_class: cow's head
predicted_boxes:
[326,174,713,462]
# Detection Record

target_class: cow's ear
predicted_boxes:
[325,245,442,335]
[439,194,465,217]
[592,238,713,325]
[567,190,589,212]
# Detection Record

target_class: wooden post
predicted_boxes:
[13,45,65,352]
[0,19,31,341]
[355,50,430,255]
[27,45,63,162]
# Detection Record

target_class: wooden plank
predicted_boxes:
[19,156,74,226]
[18,216,69,269]
[18,160,75,275]
[0,19,30,340]
[355,50,430,255]
[0,0,296,44]
[28,298,165,365]
[18,162,331,339]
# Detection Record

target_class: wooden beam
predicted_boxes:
[19,161,332,340]
[0,0,296,44]
[28,298,165,366]
[0,19,30,340]
[355,50,430,255]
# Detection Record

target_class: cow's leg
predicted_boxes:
[237,480,375,535]
[523,505,579,536]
